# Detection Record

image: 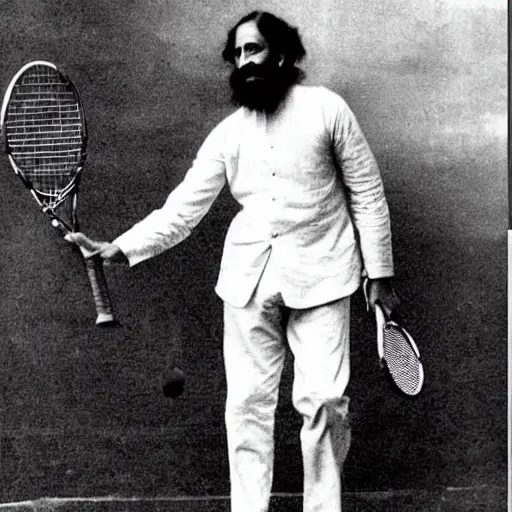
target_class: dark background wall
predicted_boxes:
[0,0,507,503]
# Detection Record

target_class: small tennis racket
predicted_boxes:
[363,278,424,397]
[0,61,115,325]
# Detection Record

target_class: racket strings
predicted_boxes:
[4,65,84,202]
[382,326,422,395]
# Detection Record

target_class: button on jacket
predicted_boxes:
[113,85,394,308]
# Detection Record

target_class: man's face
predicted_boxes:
[229,20,289,113]
[233,21,271,72]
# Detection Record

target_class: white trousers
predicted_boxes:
[223,263,352,512]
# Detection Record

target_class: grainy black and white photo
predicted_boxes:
[0,1,507,511]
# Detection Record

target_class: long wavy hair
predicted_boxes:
[222,11,306,83]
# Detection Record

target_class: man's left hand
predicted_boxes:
[366,277,401,320]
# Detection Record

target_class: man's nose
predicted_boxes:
[237,51,254,68]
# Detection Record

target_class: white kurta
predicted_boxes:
[113,85,394,308]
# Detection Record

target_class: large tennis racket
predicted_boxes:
[363,278,424,397]
[0,61,115,325]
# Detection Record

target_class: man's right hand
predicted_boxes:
[64,232,128,265]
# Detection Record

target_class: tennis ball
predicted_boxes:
[162,367,185,398]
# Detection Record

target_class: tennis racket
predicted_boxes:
[0,60,115,325]
[363,278,424,397]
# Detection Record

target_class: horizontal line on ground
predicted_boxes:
[0,425,227,436]
[0,485,504,508]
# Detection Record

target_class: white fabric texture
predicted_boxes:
[113,85,394,308]
[223,256,351,512]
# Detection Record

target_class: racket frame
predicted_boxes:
[363,278,425,398]
[0,61,115,325]
[1,61,86,211]
[374,303,425,397]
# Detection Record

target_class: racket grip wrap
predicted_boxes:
[84,254,115,325]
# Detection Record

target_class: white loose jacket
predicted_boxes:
[114,85,394,308]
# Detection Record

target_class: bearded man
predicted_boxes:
[68,11,400,512]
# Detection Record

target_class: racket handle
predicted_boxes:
[82,251,115,325]
[374,303,386,327]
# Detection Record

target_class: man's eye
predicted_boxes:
[246,44,261,55]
